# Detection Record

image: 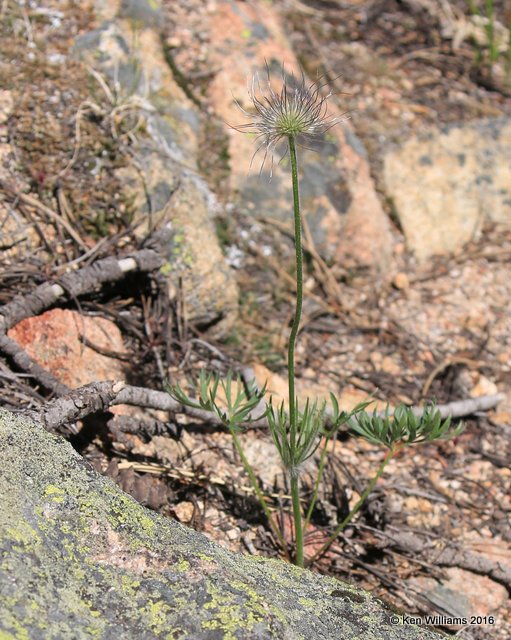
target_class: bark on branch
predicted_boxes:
[0,248,164,394]
[377,530,511,591]
[0,249,163,332]
[26,381,505,434]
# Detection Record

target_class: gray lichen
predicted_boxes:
[0,410,443,639]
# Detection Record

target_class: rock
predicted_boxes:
[383,117,511,262]
[167,174,239,334]
[469,372,499,398]
[409,567,508,628]
[0,89,13,177]
[0,89,29,259]
[73,1,239,337]
[235,430,284,488]
[0,89,12,124]
[0,409,442,639]
[173,501,196,525]
[251,362,338,410]
[7,309,126,388]
[392,272,410,290]
[206,0,393,272]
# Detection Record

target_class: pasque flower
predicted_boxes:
[235,65,346,173]
[169,64,464,570]
[234,64,347,566]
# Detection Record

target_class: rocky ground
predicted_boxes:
[1,0,510,638]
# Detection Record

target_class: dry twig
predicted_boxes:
[0,248,163,393]
[24,380,504,433]
[378,529,511,591]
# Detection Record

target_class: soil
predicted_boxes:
[1,1,510,639]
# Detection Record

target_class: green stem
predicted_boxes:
[485,0,497,64]
[304,435,330,529]
[287,134,303,445]
[291,474,304,567]
[287,134,305,566]
[230,429,289,558]
[305,445,400,567]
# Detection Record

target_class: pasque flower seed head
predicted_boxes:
[234,64,348,174]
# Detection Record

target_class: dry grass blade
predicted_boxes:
[0,180,87,249]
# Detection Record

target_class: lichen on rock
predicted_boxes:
[0,409,443,639]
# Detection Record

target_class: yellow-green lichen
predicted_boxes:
[5,520,41,548]
[43,485,66,503]
[297,597,316,610]
[228,579,287,626]
[138,515,155,534]
[119,574,141,598]
[79,498,103,520]
[160,261,173,276]
[0,606,30,640]
[101,487,156,547]
[83,624,102,639]
[175,558,190,572]
[201,579,266,638]
[80,600,104,638]
[141,599,171,634]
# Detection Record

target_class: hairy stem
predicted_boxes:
[305,445,400,567]
[287,134,303,443]
[287,134,305,566]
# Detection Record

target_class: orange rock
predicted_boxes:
[206,1,393,272]
[392,272,410,290]
[8,308,126,388]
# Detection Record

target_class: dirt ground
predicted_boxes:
[1,1,510,638]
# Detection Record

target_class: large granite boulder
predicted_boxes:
[383,117,511,262]
[73,0,239,337]
[0,410,442,639]
[205,0,393,272]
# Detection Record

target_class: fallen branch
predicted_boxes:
[0,247,164,394]
[434,544,511,592]
[108,414,180,439]
[25,380,505,434]
[26,381,125,430]
[377,530,511,592]
[408,393,506,420]
[0,249,162,332]
[26,381,267,432]
[0,333,70,396]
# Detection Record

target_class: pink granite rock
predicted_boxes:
[207,0,393,271]
[8,308,126,388]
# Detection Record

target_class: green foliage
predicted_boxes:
[327,394,374,435]
[266,398,325,475]
[467,0,511,85]
[349,403,464,448]
[168,371,265,431]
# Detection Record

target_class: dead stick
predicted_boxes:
[377,530,511,591]
[26,381,505,432]
[0,249,162,331]
[0,249,163,394]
